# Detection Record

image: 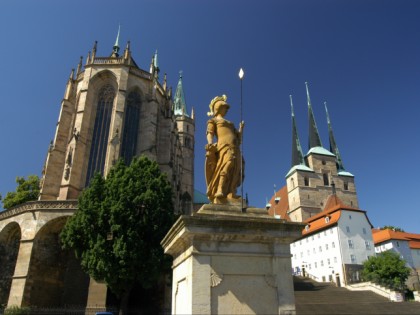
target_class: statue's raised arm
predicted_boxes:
[205,95,244,204]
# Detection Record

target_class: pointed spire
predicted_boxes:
[76,56,83,76]
[163,73,167,91]
[111,25,120,57]
[290,95,305,167]
[154,49,159,71]
[86,51,91,65]
[174,71,188,116]
[191,107,195,120]
[306,82,323,149]
[91,41,97,61]
[124,41,130,60]
[64,69,75,100]
[325,102,345,171]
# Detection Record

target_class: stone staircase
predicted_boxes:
[294,276,420,315]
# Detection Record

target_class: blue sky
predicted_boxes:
[1,0,419,233]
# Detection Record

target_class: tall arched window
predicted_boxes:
[121,91,141,165]
[86,84,115,185]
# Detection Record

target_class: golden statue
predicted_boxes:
[205,95,244,204]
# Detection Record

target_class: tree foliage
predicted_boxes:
[1,175,40,209]
[60,156,176,311]
[362,250,411,291]
[380,226,405,232]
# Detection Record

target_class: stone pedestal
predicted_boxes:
[161,204,303,315]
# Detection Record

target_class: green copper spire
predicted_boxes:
[325,102,345,171]
[174,71,188,116]
[306,82,323,149]
[112,25,120,57]
[290,95,305,167]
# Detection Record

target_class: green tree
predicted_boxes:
[362,250,411,291]
[60,156,176,315]
[381,226,405,232]
[1,175,40,209]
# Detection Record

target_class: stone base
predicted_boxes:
[161,204,304,315]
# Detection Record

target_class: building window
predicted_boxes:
[318,234,320,239]
[313,248,316,254]
[365,241,371,250]
[325,216,330,223]
[324,231,327,236]
[396,241,400,247]
[86,84,115,185]
[309,264,311,269]
[322,160,326,165]
[325,244,329,250]
[291,177,295,188]
[305,225,310,231]
[319,246,322,252]
[327,258,331,265]
[307,250,310,256]
[334,257,337,263]
[332,242,335,248]
[121,91,141,165]
[362,228,367,234]
[300,252,303,258]
[304,176,309,186]
[344,181,348,190]
[330,229,333,234]
[350,254,356,263]
[311,235,314,241]
[306,238,309,243]
[349,215,352,220]
[321,260,324,267]
[348,239,354,249]
[323,173,329,186]
[315,262,317,268]
[346,226,350,233]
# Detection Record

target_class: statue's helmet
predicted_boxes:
[208,95,229,116]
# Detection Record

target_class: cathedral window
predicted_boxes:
[323,173,329,186]
[121,91,141,165]
[86,84,115,185]
[304,176,309,186]
[344,181,349,190]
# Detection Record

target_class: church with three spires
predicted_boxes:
[266,82,374,286]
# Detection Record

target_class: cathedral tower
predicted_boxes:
[39,35,194,213]
[286,83,358,222]
[173,72,195,214]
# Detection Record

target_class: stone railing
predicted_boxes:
[0,200,78,220]
[92,57,125,65]
[414,291,420,302]
[346,281,404,302]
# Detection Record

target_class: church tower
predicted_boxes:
[286,83,358,222]
[39,32,194,213]
[173,72,195,214]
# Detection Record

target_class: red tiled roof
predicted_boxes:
[409,240,420,249]
[267,186,291,221]
[372,229,420,249]
[301,194,370,236]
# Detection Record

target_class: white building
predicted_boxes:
[372,229,420,290]
[290,194,374,286]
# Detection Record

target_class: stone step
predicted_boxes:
[294,276,420,315]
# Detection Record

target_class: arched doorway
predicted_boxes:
[0,222,21,306]
[23,217,89,308]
